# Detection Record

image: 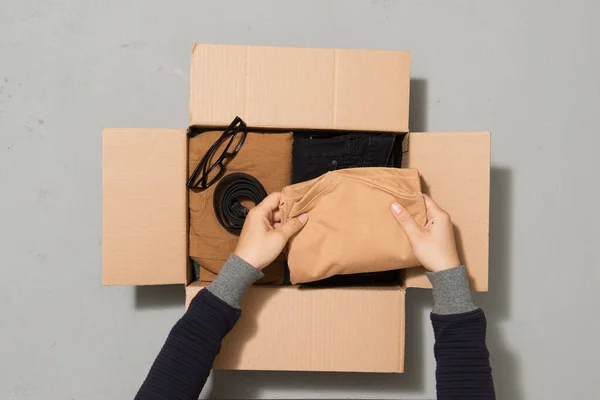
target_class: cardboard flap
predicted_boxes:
[190,43,410,132]
[102,128,187,285]
[404,132,491,291]
[186,283,405,373]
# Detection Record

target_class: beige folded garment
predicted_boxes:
[279,168,426,284]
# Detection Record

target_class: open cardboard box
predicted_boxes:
[102,44,490,373]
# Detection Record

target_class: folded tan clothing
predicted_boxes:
[188,130,293,284]
[279,167,426,284]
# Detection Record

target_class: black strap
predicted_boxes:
[213,173,267,234]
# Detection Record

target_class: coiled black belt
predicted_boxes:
[213,172,267,234]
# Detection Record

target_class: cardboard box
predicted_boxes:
[102,44,490,373]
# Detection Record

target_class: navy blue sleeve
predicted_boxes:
[135,289,240,400]
[431,309,496,399]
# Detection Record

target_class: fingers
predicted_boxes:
[423,194,445,218]
[422,194,452,226]
[391,202,423,240]
[277,213,308,240]
[254,192,282,215]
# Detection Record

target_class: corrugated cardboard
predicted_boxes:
[186,282,405,372]
[403,132,491,291]
[102,128,188,285]
[102,43,491,374]
[189,44,410,132]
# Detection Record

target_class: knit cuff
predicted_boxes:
[426,265,477,315]
[206,254,264,309]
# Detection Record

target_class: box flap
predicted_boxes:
[404,132,490,291]
[102,128,187,285]
[186,282,405,373]
[190,43,410,132]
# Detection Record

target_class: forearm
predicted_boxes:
[136,254,263,400]
[427,266,495,400]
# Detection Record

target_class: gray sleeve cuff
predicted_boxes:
[206,253,264,309]
[425,265,478,315]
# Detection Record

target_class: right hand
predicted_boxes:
[391,194,461,272]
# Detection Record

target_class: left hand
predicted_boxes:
[234,192,308,270]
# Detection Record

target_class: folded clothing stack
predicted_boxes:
[289,131,403,285]
[188,129,293,283]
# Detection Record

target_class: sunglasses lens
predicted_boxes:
[204,163,223,187]
[225,129,245,154]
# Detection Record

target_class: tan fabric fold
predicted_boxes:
[188,130,293,283]
[280,167,426,284]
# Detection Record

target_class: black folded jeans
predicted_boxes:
[292,131,400,183]
[290,131,405,286]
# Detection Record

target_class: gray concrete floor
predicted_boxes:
[1,1,599,399]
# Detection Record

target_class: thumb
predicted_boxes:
[391,202,423,240]
[277,213,308,240]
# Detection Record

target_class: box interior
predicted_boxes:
[187,127,408,288]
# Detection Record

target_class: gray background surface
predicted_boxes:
[1,0,599,399]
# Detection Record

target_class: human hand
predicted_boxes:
[391,194,461,272]
[234,192,308,270]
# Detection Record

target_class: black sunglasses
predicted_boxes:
[186,116,248,190]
